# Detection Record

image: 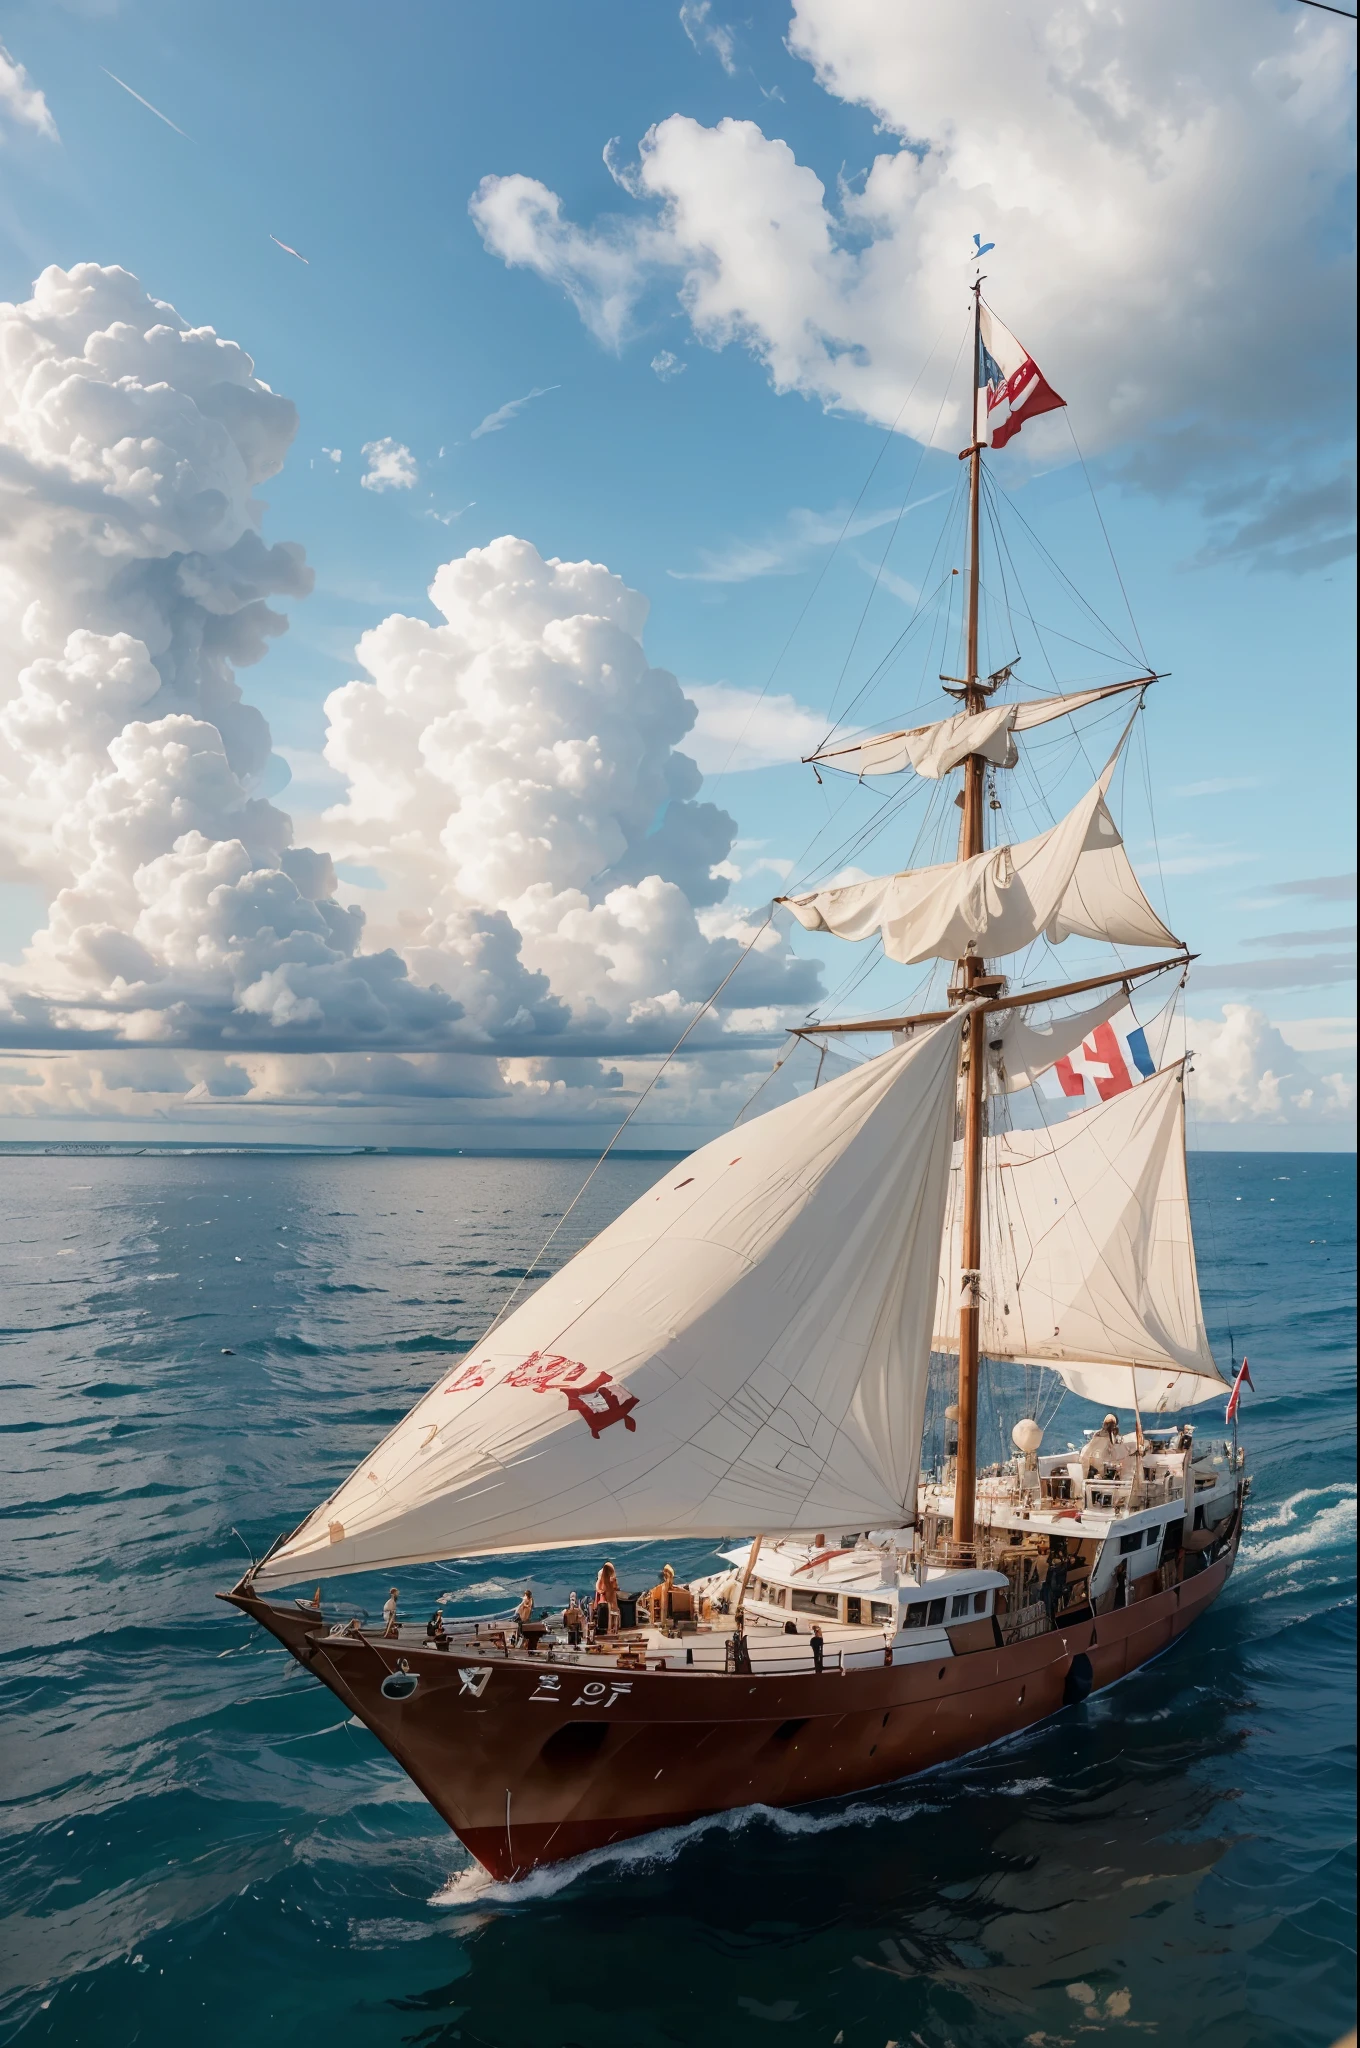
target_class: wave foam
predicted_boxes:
[429,1793,939,1909]
[1241,1487,1357,1569]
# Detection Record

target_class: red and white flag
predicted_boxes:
[1225,1356,1254,1422]
[976,303,1065,450]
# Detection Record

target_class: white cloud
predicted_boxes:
[650,350,686,380]
[322,446,342,464]
[471,1,1354,547]
[0,265,459,1056]
[360,438,418,492]
[0,42,57,140]
[471,385,560,439]
[669,492,946,583]
[1171,776,1262,798]
[682,682,827,775]
[679,2,738,76]
[0,269,822,1132]
[1187,1004,1355,1124]
[320,535,821,1042]
[1277,1016,1357,1054]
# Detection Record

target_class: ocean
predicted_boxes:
[0,1149,1354,2048]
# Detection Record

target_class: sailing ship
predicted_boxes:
[224,282,1250,1881]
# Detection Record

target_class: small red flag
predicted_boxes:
[1225,1356,1253,1421]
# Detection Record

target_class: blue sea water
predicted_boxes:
[0,1149,1353,2048]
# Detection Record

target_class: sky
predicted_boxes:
[0,0,1354,1151]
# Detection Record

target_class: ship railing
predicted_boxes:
[1002,1600,1049,1644]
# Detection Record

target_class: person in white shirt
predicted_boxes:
[382,1587,400,1638]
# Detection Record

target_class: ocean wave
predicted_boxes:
[1240,1486,1357,1569]
[428,1793,941,1910]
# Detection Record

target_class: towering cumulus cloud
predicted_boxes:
[320,535,817,1051]
[0,263,458,1053]
[0,266,818,1127]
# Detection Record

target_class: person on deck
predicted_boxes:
[563,1593,585,1646]
[515,1589,535,1642]
[1082,1415,1124,1479]
[730,1617,752,1674]
[647,1563,677,1626]
[382,1588,400,1638]
[810,1624,825,1674]
[425,1609,447,1646]
[594,1561,621,1638]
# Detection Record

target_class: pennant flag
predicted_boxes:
[1044,1007,1161,1104]
[1225,1356,1254,1422]
[976,303,1065,450]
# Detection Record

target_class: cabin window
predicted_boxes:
[870,1600,894,1625]
[1119,1529,1144,1554]
[928,1598,946,1626]
[973,1591,988,1615]
[791,1588,839,1616]
[950,1593,971,1619]
[845,1596,862,1624]
[905,1602,928,1629]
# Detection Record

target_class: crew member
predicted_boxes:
[594,1561,621,1637]
[382,1587,400,1638]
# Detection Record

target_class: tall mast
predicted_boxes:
[954,276,987,1552]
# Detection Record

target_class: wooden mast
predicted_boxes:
[954,276,987,1554]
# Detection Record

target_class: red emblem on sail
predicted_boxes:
[562,1372,639,1438]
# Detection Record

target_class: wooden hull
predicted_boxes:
[229,1532,1238,1882]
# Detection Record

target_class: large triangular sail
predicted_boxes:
[931,1063,1226,1411]
[807,679,1150,781]
[254,1017,963,1589]
[780,738,1180,965]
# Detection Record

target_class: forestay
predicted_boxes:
[255,1017,963,1588]
[806,680,1148,780]
[931,1063,1226,1411]
[781,740,1180,965]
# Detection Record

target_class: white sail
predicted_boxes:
[808,680,1148,780]
[254,1018,964,1588]
[932,1063,1226,1411]
[781,747,1180,965]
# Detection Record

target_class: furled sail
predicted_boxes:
[806,680,1148,780]
[932,1062,1226,1410]
[254,1018,964,1588]
[781,745,1180,965]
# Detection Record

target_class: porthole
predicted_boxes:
[380,1669,419,1701]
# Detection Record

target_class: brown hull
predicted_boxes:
[230,1532,1237,1882]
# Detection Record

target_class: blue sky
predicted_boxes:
[0,0,1353,1146]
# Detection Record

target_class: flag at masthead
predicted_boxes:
[976,303,1066,449]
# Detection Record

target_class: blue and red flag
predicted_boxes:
[976,303,1066,450]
